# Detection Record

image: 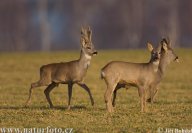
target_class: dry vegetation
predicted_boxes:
[0,49,192,132]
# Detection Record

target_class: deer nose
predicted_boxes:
[154,54,159,60]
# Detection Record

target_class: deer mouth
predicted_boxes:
[174,56,179,63]
[153,56,160,61]
[93,51,98,55]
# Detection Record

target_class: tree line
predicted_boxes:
[0,0,191,51]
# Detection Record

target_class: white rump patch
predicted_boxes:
[101,71,105,78]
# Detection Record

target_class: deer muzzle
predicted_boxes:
[93,51,98,55]
[175,56,179,63]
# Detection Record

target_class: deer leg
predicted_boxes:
[150,87,159,103]
[77,83,94,106]
[138,87,146,112]
[112,89,118,107]
[67,83,73,110]
[104,84,116,113]
[143,89,146,112]
[44,82,57,108]
[25,81,43,106]
[147,87,153,103]
[147,85,159,103]
[112,84,123,107]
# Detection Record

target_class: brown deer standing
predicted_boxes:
[101,39,178,112]
[25,26,97,109]
[147,38,179,103]
[101,38,179,113]
[101,43,162,113]
[112,39,179,105]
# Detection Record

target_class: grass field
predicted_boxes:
[0,49,192,132]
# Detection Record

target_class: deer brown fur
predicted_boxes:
[101,38,179,113]
[147,38,179,103]
[101,43,162,112]
[25,26,97,109]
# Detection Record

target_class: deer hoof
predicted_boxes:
[107,107,114,113]
[25,101,30,107]
[24,104,29,108]
[141,108,147,113]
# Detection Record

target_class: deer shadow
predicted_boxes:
[0,105,87,111]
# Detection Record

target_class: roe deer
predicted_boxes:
[25,26,97,109]
[111,38,179,109]
[147,38,179,103]
[101,43,161,113]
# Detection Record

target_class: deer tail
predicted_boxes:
[100,69,105,79]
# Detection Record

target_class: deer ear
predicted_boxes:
[81,37,86,47]
[88,26,91,31]
[88,30,92,40]
[86,26,92,40]
[166,37,171,46]
[81,27,85,35]
[162,37,171,47]
[147,42,153,52]
[162,42,168,52]
[167,37,172,47]
[157,43,162,52]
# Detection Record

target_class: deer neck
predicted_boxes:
[152,60,160,72]
[79,50,92,70]
[158,53,169,76]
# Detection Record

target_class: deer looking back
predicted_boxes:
[101,43,161,112]
[111,39,179,108]
[147,38,179,103]
[26,26,97,109]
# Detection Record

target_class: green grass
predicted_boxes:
[0,49,192,132]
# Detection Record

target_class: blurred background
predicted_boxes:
[0,0,192,51]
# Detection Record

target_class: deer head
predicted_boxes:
[147,42,161,63]
[161,38,179,63]
[80,26,97,57]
